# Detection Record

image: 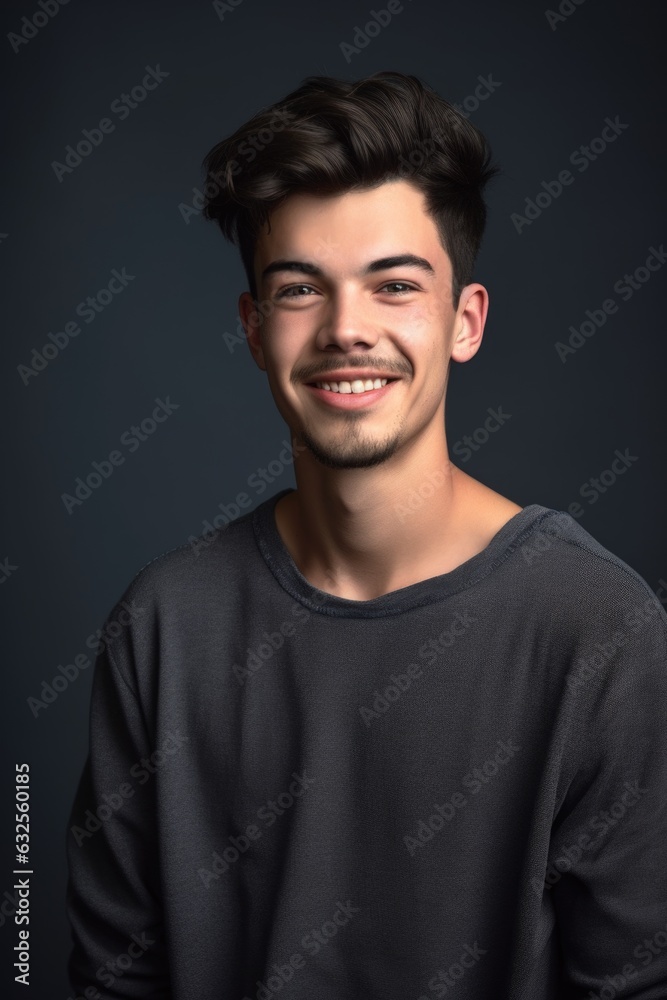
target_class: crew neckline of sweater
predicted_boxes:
[252,487,561,618]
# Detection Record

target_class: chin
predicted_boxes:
[300,430,400,470]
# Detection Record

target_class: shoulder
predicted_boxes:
[514,506,667,653]
[520,507,652,588]
[109,503,259,618]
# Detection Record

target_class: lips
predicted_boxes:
[306,376,400,386]
[304,378,399,409]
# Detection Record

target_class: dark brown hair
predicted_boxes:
[200,71,500,309]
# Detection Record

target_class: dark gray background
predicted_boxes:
[1,0,665,994]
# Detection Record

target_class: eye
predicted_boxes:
[276,284,317,299]
[381,282,418,295]
[275,281,419,300]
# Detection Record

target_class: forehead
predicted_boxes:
[254,179,449,277]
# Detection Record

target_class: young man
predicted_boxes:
[66,72,667,999]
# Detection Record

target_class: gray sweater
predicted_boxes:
[66,487,667,999]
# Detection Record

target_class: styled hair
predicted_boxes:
[200,71,500,310]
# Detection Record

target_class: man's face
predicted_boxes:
[239,178,486,470]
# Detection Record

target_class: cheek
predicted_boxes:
[265,310,315,360]
[260,337,299,397]
[397,303,445,347]
[267,345,294,383]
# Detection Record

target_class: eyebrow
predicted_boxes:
[260,253,436,282]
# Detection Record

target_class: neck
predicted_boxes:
[276,430,485,601]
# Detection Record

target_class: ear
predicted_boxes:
[238,291,267,372]
[450,283,489,364]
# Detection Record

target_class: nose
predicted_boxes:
[314,288,381,353]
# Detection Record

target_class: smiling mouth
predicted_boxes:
[306,377,400,394]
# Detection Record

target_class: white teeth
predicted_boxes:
[315,378,388,393]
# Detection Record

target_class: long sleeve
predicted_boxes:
[548,595,667,997]
[66,601,171,998]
